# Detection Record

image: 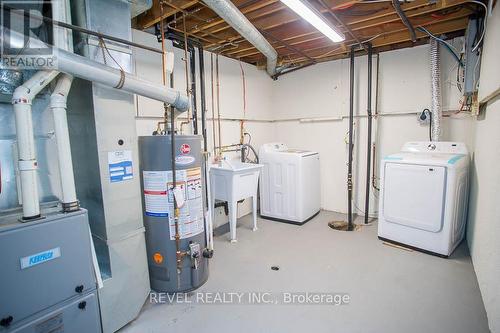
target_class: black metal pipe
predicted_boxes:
[347,47,355,231]
[364,43,373,225]
[198,45,209,211]
[188,46,198,134]
[199,46,207,152]
[163,30,203,134]
[4,5,163,54]
[392,0,417,42]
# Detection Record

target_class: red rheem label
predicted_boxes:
[180,144,191,154]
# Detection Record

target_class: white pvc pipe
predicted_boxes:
[6,29,189,111]
[51,74,78,210]
[51,0,78,210]
[56,51,189,111]
[13,70,60,219]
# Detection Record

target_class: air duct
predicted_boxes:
[4,29,190,111]
[0,67,23,101]
[203,0,278,76]
[430,38,442,141]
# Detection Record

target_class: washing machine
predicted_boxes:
[378,141,470,257]
[259,143,320,225]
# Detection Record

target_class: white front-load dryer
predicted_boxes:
[378,142,470,257]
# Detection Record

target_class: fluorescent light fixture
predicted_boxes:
[280,0,345,42]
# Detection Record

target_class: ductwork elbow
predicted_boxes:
[173,92,190,112]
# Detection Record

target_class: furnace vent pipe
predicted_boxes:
[429,38,442,141]
[202,0,278,76]
[51,74,79,211]
[56,49,189,111]
[51,0,79,211]
[12,70,60,219]
[5,29,190,111]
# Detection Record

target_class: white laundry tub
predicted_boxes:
[209,161,263,242]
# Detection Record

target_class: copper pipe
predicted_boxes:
[210,53,217,155]
[239,60,246,144]
[372,143,380,191]
[216,54,222,158]
[160,16,167,86]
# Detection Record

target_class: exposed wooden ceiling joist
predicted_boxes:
[135,0,483,73]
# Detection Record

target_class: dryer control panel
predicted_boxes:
[401,142,468,155]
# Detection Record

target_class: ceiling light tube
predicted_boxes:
[281,0,345,42]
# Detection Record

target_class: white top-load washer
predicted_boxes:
[378,141,470,257]
[259,143,320,225]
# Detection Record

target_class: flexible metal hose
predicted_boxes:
[430,38,442,141]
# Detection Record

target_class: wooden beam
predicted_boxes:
[283,17,468,64]
[189,0,280,34]
[136,0,199,29]
[200,0,361,46]
[219,0,469,58]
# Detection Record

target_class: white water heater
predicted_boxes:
[259,143,320,225]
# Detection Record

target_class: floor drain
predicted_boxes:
[271,266,280,271]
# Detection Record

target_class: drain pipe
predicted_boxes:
[6,29,189,111]
[202,0,277,76]
[364,43,373,225]
[429,38,442,141]
[347,47,355,231]
[13,70,60,220]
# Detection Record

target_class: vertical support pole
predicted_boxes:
[347,47,355,231]
[364,43,373,224]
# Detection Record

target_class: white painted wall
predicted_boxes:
[467,6,500,332]
[132,29,274,227]
[271,42,473,214]
[132,29,474,220]
[132,21,500,330]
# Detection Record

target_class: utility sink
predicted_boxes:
[209,161,263,242]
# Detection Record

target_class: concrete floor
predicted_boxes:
[120,211,489,333]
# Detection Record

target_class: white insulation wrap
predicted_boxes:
[430,38,442,141]
[203,0,277,76]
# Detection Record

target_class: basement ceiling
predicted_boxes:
[134,0,483,72]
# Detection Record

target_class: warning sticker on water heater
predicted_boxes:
[143,168,204,239]
[143,171,169,217]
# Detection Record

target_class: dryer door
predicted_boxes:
[383,163,446,232]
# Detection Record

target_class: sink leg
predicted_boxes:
[252,195,258,231]
[229,201,238,243]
